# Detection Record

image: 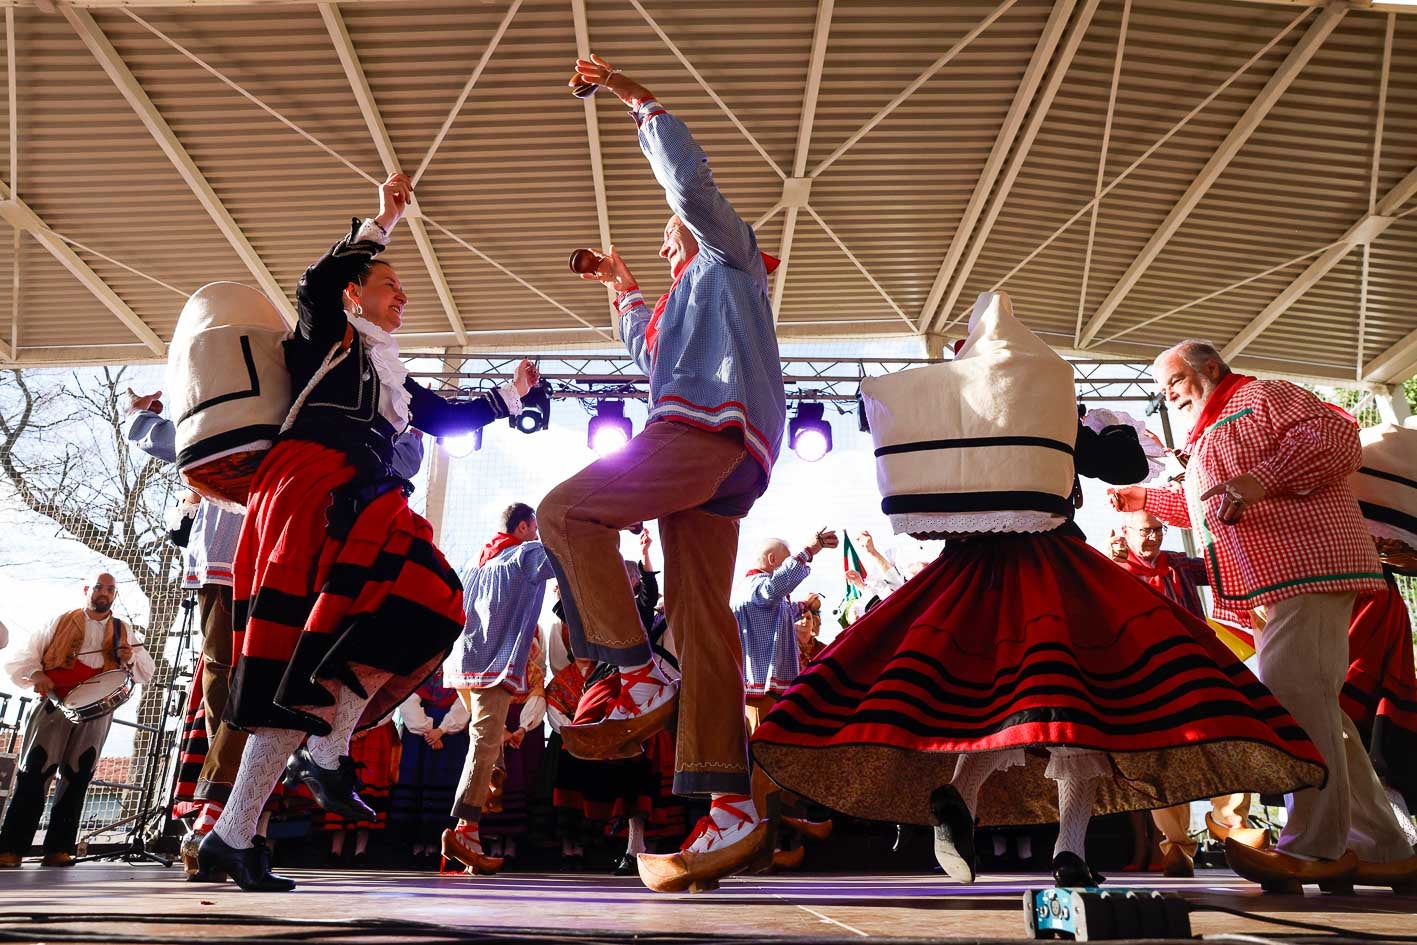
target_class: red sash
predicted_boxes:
[46,662,103,701]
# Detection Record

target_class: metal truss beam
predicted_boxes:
[409,355,1160,404]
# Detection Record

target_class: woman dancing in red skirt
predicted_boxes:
[197,173,538,891]
[752,292,1327,887]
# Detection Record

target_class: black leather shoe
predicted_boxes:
[197,832,296,892]
[612,854,637,876]
[1052,851,1105,887]
[285,747,375,822]
[928,784,977,884]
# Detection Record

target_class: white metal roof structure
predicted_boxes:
[2,0,1416,390]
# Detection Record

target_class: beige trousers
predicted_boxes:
[1152,794,1250,858]
[540,422,762,796]
[1256,591,1411,862]
[451,685,513,822]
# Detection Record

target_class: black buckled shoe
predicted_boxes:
[1052,851,1105,887]
[928,784,977,884]
[285,747,375,822]
[612,854,637,876]
[197,832,296,892]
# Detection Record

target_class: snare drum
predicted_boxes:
[53,670,133,724]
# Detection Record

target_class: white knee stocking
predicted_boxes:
[1053,775,1099,860]
[950,752,1011,813]
[305,667,393,769]
[212,726,306,850]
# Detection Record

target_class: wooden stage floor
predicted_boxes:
[1,863,1415,943]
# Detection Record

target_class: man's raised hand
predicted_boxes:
[125,388,163,416]
[579,245,637,295]
[1108,486,1146,512]
[572,54,651,108]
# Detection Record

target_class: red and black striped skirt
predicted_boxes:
[751,531,1327,827]
[170,663,208,819]
[227,440,464,735]
[1342,575,1417,808]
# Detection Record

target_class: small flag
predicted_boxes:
[1207,617,1256,661]
[838,533,867,628]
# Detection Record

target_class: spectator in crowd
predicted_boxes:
[0,572,155,868]
[1112,339,1417,893]
[441,503,555,874]
[392,668,470,871]
[733,530,839,868]
[1113,509,1268,877]
[479,634,547,864]
[794,601,823,672]
[317,717,400,867]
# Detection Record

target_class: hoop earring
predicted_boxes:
[351,302,363,317]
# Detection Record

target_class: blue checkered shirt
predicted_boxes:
[444,541,555,695]
[733,554,812,695]
[613,99,786,475]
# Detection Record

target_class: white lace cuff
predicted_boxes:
[497,381,523,416]
[354,217,391,246]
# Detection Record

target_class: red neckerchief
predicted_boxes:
[1186,373,1256,448]
[644,251,781,359]
[744,568,770,577]
[415,666,458,710]
[1120,549,1171,580]
[478,532,521,567]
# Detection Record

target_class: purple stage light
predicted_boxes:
[789,402,833,462]
[587,401,633,457]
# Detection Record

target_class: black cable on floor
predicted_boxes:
[0,913,948,945]
[1191,902,1417,942]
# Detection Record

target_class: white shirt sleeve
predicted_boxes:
[128,629,157,685]
[398,692,432,733]
[517,694,546,733]
[547,703,571,733]
[441,694,471,734]
[5,616,59,690]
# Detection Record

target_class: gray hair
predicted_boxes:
[1157,339,1230,377]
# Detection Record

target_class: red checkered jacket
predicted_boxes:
[1144,379,1385,610]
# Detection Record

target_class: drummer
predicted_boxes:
[0,571,155,868]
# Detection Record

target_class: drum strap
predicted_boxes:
[109,618,124,665]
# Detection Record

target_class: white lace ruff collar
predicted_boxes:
[347,312,411,431]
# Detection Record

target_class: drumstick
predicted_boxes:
[68,643,146,657]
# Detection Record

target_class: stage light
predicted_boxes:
[440,428,482,458]
[587,400,633,456]
[855,389,870,433]
[511,379,552,434]
[789,402,832,462]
